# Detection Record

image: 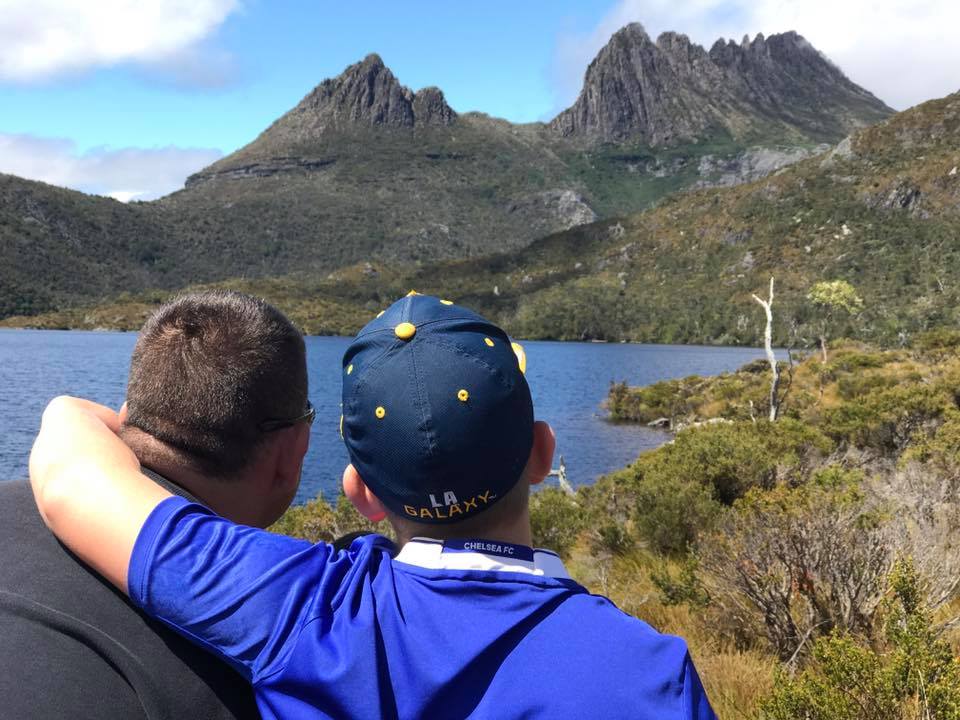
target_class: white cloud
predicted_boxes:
[0,133,222,200]
[0,0,240,84]
[553,0,960,113]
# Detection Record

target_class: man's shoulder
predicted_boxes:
[0,479,259,720]
[0,479,55,548]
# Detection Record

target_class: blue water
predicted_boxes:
[0,329,774,503]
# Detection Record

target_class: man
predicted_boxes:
[29,293,716,719]
[2,290,311,719]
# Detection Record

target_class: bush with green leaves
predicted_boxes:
[628,419,831,553]
[821,381,950,450]
[529,487,585,559]
[761,559,960,720]
[902,407,960,471]
[270,492,392,543]
[651,555,710,607]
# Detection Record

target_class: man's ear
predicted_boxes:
[274,423,310,493]
[342,464,387,522]
[526,421,556,487]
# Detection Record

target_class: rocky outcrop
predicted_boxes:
[551,25,738,145]
[710,32,891,137]
[552,23,893,145]
[185,157,337,187]
[507,190,597,230]
[412,86,457,126]
[261,54,456,140]
[695,145,830,188]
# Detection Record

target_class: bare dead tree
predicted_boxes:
[752,277,781,421]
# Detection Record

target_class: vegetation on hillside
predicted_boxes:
[271,334,960,717]
[0,123,793,323]
[8,93,959,350]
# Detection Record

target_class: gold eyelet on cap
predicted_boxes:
[457,389,469,402]
[440,299,453,305]
[375,406,386,419]
[511,342,527,374]
[346,364,353,375]
[484,337,495,347]
[395,322,416,340]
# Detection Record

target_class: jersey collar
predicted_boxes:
[394,537,570,579]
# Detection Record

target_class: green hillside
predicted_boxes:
[10,92,956,350]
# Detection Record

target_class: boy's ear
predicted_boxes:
[342,464,387,522]
[526,421,556,487]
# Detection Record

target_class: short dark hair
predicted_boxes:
[124,291,307,477]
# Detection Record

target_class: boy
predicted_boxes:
[30,294,715,719]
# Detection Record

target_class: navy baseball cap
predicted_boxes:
[340,293,534,523]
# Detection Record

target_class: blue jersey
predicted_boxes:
[129,497,716,720]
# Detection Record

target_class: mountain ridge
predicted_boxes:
[551,23,891,144]
[10,91,959,348]
[0,23,896,321]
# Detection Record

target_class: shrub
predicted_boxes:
[902,407,960,470]
[628,419,831,554]
[699,473,893,660]
[271,492,392,543]
[822,382,950,450]
[269,495,338,543]
[651,555,710,607]
[911,327,960,352]
[634,475,720,555]
[761,559,960,719]
[529,487,585,559]
[590,521,633,556]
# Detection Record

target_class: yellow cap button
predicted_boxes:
[511,342,527,374]
[440,299,453,305]
[484,337,495,347]
[457,389,469,402]
[395,322,416,340]
[406,290,419,297]
[375,406,386,419]
[346,364,353,375]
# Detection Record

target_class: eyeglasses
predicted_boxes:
[258,401,316,433]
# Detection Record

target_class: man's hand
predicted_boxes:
[29,396,171,594]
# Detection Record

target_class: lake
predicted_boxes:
[0,329,775,503]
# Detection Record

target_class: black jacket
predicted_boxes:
[0,476,259,720]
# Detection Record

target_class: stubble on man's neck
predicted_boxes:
[118,425,220,509]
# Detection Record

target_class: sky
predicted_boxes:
[1,0,957,202]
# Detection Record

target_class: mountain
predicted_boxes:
[0,25,893,322]
[551,24,891,144]
[13,92,956,347]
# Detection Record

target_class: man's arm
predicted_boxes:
[29,396,172,594]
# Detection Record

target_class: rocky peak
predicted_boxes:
[550,23,732,145]
[286,54,456,131]
[553,24,893,145]
[412,86,457,126]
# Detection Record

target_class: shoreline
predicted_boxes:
[0,325,787,353]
